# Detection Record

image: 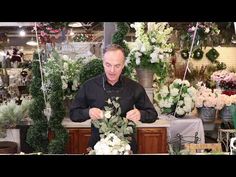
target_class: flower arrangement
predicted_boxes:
[61,55,83,99]
[217,94,236,109]
[154,79,197,117]
[44,53,85,100]
[187,22,220,48]
[211,70,236,90]
[126,22,174,82]
[195,82,222,110]
[89,133,131,155]
[90,97,136,154]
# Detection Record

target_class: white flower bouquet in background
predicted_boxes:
[126,22,174,83]
[154,79,197,117]
[195,82,222,110]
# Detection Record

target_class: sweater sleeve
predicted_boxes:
[69,84,90,122]
[135,86,158,123]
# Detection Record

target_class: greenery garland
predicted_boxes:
[26,52,48,153]
[112,22,132,77]
[47,51,68,154]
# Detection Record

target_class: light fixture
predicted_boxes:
[26,38,38,46]
[19,30,26,37]
[68,22,83,28]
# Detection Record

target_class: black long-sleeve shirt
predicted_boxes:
[70,73,158,152]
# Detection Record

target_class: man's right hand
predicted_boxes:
[89,108,104,120]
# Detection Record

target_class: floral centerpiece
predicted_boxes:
[195,82,222,109]
[61,55,83,99]
[154,79,197,117]
[89,97,136,155]
[211,70,236,93]
[126,22,174,83]
[195,82,223,121]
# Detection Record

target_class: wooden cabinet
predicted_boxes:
[137,127,168,153]
[65,128,91,154]
[65,127,167,154]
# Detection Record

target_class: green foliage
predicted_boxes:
[112,22,131,78]
[26,52,48,153]
[112,22,130,56]
[79,59,104,84]
[92,97,136,143]
[215,61,226,70]
[47,50,68,154]
[0,99,32,138]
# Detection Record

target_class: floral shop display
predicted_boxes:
[0,98,32,138]
[126,22,175,86]
[211,70,236,96]
[195,82,222,122]
[89,97,136,155]
[217,94,236,122]
[180,22,220,60]
[154,79,197,118]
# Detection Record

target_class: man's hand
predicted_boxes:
[89,108,103,120]
[126,108,141,122]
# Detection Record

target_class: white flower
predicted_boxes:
[104,111,111,119]
[93,133,131,155]
[127,22,174,80]
[155,79,197,116]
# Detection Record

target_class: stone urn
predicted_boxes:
[136,68,154,88]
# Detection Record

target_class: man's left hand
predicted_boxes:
[126,108,141,122]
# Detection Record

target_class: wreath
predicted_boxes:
[180,49,189,60]
[206,48,219,62]
[192,48,204,60]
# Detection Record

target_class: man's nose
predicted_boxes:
[110,66,115,72]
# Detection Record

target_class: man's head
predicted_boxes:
[103,44,125,85]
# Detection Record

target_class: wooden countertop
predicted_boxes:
[62,118,170,128]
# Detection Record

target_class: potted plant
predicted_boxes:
[195,82,222,122]
[126,22,174,86]
[0,98,32,153]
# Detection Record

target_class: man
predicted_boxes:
[70,44,158,153]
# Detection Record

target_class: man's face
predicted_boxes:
[103,50,125,85]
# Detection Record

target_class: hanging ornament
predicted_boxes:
[206,47,219,62]
[180,49,189,59]
[192,48,204,60]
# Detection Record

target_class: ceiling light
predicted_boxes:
[68,22,83,28]
[19,30,26,37]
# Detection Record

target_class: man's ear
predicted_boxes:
[122,66,126,74]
